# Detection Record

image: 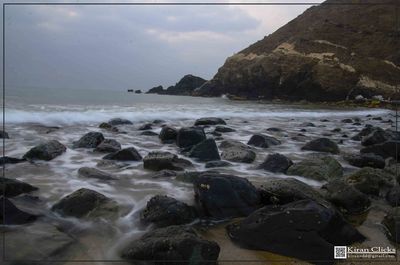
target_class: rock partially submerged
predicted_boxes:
[143,151,192,171]
[287,156,343,181]
[194,117,226,126]
[189,139,220,162]
[3,222,74,261]
[193,173,260,219]
[73,132,104,148]
[258,178,326,205]
[220,140,256,163]
[214,126,235,133]
[205,160,232,168]
[94,139,122,153]
[247,134,281,148]
[23,140,66,161]
[258,153,293,173]
[51,188,119,219]
[360,141,400,161]
[0,196,37,225]
[0,156,26,165]
[159,126,178,144]
[1,177,38,197]
[103,147,142,161]
[108,118,133,126]
[120,225,220,264]
[226,199,365,263]
[141,195,196,227]
[301,138,340,154]
[344,153,385,169]
[77,167,116,180]
[0,130,9,138]
[176,127,206,148]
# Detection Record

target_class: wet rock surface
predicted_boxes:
[141,195,196,227]
[301,138,340,154]
[194,173,260,219]
[226,199,365,263]
[189,138,220,162]
[121,225,220,264]
[51,188,119,219]
[103,147,142,161]
[23,140,66,161]
[77,167,116,180]
[0,177,38,197]
[177,127,206,148]
[258,153,293,173]
[73,132,104,148]
[143,151,192,171]
[287,156,343,181]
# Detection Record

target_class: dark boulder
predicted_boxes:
[175,171,220,183]
[361,127,398,146]
[360,141,400,161]
[386,186,400,207]
[108,118,133,126]
[341,118,353,123]
[301,138,340,154]
[73,132,104,148]
[23,140,66,161]
[138,123,152,130]
[247,134,281,148]
[194,117,226,126]
[344,153,385,169]
[141,195,196,227]
[0,156,26,165]
[143,151,192,171]
[193,173,260,219]
[351,125,376,141]
[94,139,122,153]
[382,207,400,243]
[99,122,112,129]
[258,177,326,205]
[214,126,236,133]
[0,196,37,225]
[345,167,395,196]
[266,127,283,132]
[153,119,165,124]
[51,188,119,219]
[287,156,343,181]
[205,160,232,168]
[120,225,220,264]
[321,180,371,215]
[0,130,9,138]
[103,147,142,161]
[176,127,206,148]
[258,153,293,173]
[300,122,315,127]
[220,140,256,163]
[1,177,38,197]
[159,126,178,144]
[78,167,116,180]
[189,139,220,162]
[226,199,365,263]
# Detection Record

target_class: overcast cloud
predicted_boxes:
[1,1,322,91]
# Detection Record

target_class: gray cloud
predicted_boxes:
[1,3,314,91]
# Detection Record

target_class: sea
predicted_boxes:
[2,86,396,263]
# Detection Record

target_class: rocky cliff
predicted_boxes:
[195,0,400,101]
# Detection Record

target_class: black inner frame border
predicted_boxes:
[2,1,399,263]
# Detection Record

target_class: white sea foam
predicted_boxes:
[5,106,391,126]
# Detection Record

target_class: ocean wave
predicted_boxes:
[4,106,391,126]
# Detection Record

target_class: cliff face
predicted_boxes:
[195,0,400,101]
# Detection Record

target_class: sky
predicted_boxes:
[1,1,323,91]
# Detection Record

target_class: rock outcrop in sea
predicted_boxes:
[146,74,207,95]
